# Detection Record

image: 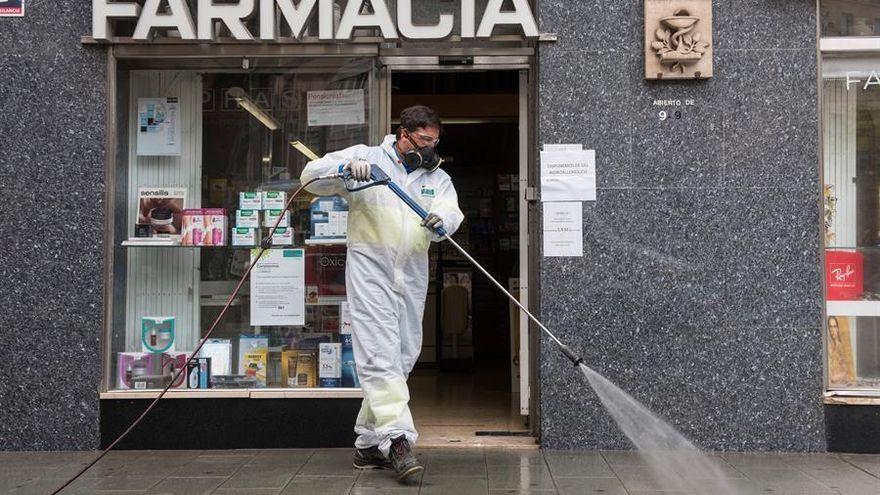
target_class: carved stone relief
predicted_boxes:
[645,0,713,80]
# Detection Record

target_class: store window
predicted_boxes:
[822,0,880,36]
[822,57,880,391]
[107,58,377,393]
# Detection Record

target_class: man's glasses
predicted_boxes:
[406,130,440,147]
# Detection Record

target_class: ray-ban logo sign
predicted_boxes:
[92,0,539,41]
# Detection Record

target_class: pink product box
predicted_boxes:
[203,208,227,246]
[181,209,205,246]
[117,352,157,390]
[182,208,227,246]
[116,352,190,390]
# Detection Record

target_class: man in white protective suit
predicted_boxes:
[300,105,463,483]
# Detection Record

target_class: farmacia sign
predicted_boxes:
[92,0,539,41]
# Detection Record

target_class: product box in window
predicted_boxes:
[319,343,342,388]
[282,350,317,388]
[310,196,349,240]
[340,333,359,388]
[204,208,227,246]
[826,250,864,300]
[237,335,269,376]
[117,352,158,390]
[305,245,347,299]
[187,357,211,389]
[160,352,189,389]
[242,350,268,387]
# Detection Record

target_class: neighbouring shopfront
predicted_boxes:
[6,0,876,454]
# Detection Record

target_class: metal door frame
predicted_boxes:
[379,56,537,420]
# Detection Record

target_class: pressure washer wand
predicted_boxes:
[349,166,585,368]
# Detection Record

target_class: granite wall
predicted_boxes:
[0,2,106,450]
[537,1,825,451]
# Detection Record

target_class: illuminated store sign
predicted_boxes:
[92,0,540,41]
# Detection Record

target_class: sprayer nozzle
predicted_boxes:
[560,344,584,367]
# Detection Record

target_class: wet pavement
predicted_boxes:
[2,448,880,494]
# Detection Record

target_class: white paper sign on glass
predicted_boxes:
[540,148,596,202]
[542,202,583,257]
[307,89,366,127]
[250,248,305,326]
[136,97,181,156]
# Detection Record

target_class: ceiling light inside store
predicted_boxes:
[228,87,280,131]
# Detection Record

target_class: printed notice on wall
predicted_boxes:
[543,202,583,257]
[250,249,305,326]
[137,97,181,156]
[540,146,596,202]
[307,89,365,127]
[0,0,24,16]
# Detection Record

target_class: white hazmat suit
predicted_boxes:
[301,134,464,455]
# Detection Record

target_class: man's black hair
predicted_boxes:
[396,105,442,139]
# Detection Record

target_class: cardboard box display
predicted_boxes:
[262,191,287,210]
[161,352,188,389]
[270,227,293,246]
[236,209,260,228]
[199,339,232,376]
[181,209,206,246]
[340,301,353,335]
[340,333,359,388]
[203,208,227,246]
[240,192,263,210]
[242,350,268,387]
[319,343,342,387]
[310,196,349,239]
[263,209,290,228]
[117,352,157,390]
[141,316,175,353]
[232,227,258,247]
[187,357,211,389]
[238,335,269,375]
[292,351,318,388]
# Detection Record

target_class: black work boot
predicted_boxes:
[353,446,391,470]
[388,435,423,483]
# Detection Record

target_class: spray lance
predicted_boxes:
[341,164,586,368]
[50,163,583,494]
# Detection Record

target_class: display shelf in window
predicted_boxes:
[827,301,880,317]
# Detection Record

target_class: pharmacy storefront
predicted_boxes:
[3,1,871,454]
[92,0,543,449]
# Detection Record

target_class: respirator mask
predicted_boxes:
[401,130,443,172]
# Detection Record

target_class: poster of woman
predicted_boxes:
[828,316,857,386]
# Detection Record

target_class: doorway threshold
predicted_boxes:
[417,425,537,448]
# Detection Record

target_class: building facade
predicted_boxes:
[2,0,877,453]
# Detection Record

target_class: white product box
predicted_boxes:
[262,191,287,210]
[340,301,352,335]
[271,227,293,246]
[263,209,290,228]
[236,209,260,228]
[319,343,342,387]
[232,227,258,247]
[240,192,262,210]
[199,339,232,376]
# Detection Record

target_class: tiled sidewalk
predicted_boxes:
[2,448,880,494]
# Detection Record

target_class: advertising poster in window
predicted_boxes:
[0,0,24,17]
[307,89,365,126]
[137,97,181,156]
[251,249,306,326]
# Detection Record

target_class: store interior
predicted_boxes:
[390,71,530,444]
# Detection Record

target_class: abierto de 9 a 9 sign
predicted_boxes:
[92,0,540,41]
